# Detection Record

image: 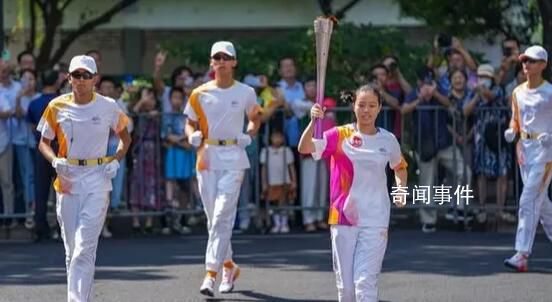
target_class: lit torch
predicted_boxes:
[313,16,335,139]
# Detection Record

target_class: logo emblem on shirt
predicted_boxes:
[231,100,239,108]
[91,116,101,125]
[351,135,362,147]
[379,147,387,153]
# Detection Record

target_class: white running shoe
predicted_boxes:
[421,223,436,233]
[499,211,517,223]
[219,264,240,293]
[476,211,487,224]
[270,225,280,234]
[280,224,290,234]
[24,217,35,230]
[101,226,113,238]
[51,230,60,241]
[504,253,528,272]
[178,225,192,235]
[199,276,215,297]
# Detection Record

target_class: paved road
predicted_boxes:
[1,230,551,302]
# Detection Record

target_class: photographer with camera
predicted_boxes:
[383,55,413,98]
[382,55,413,139]
[497,37,521,86]
[370,64,401,109]
[429,33,478,73]
[369,64,401,134]
[428,34,478,100]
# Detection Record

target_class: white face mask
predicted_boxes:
[184,77,194,86]
[478,78,492,89]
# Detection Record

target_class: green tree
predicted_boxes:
[536,1,552,61]
[393,0,552,64]
[394,0,552,74]
[13,0,138,71]
[394,0,541,41]
[163,23,428,98]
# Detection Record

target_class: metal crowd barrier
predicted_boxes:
[1,106,546,226]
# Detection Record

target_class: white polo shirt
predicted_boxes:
[38,92,129,194]
[184,80,260,171]
[313,125,405,227]
[260,146,294,185]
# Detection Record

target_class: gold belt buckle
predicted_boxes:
[521,132,540,140]
[521,132,529,140]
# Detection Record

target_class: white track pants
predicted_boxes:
[197,169,245,272]
[56,191,109,302]
[515,163,552,254]
[331,225,388,302]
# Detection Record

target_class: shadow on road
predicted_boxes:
[383,230,552,276]
[1,231,551,287]
[235,290,336,302]
[0,234,333,286]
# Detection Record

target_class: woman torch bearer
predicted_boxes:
[299,17,409,302]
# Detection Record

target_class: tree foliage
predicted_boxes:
[393,0,541,43]
[13,0,138,71]
[162,23,429,99]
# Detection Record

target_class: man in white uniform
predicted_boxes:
[37,55,131,301]
[184,41,261,297]
[504,45,552,272]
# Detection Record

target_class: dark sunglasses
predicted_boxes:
[521,58,542,64]
[70,71,94,80]
[211,53,235,61]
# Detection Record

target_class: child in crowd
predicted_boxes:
[260,130,297,233]
[161,88,196,235]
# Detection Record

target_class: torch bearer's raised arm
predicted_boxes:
[313,16,335,139]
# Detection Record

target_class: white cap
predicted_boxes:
[210,41,236,58]
[69,55,97,74]
[519,45,548,62]
[477,64,495,78]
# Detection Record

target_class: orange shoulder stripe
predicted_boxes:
[188,83,215,171]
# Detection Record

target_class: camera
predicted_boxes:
[422,71,434,86]
[436,33,452,56]
[503,47,513,57]
[423,76,434,86]
[437,33,452,48]
[388,62,398,72]
[367,74,378,86]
